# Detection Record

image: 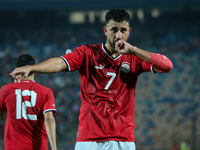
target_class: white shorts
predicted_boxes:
[75,141,136,150]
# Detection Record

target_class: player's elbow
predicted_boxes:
[45,116,55,125]
[159,61,173,73]
[164,61,173,73]
[50,57,67,73]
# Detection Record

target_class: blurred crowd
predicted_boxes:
[0,11,200,150]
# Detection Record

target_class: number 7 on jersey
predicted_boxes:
[104,72,116,90]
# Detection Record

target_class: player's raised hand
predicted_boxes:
[10,65,31,82]
[115,40,137,55]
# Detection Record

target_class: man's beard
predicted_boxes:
[108,39,116,49]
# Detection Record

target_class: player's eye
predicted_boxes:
[111,27,118,33]
[121,28,127,33]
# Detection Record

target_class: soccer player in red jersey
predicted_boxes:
[0,54,57,150]
[10,9,173,150]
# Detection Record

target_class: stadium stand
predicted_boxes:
[0,6,200,150]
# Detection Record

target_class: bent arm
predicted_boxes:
[115,40,173,73]
[10,57,67,80]
[44,111,57,150]
[146,53,173,73]
[130,47,173,73]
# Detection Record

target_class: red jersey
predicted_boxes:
[61,44,153,142]
[0,80,57,150]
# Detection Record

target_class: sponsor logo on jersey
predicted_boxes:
[121,62,131,73]
[94,64,104,69]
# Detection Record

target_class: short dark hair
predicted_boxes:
[105,9,130,25]
[16,54,36,76]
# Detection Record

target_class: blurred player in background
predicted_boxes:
[10,9,173,150]
[0,54,57,150]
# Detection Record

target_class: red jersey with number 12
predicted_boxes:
[61,44,152,142]
[0,80,57,150]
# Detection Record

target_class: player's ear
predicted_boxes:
[103,26,107,36]
[129,27,131,33]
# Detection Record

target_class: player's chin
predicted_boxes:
[114,41,119,47]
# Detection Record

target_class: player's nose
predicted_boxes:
[116,31,122,40]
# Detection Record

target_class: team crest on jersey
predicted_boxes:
[121,62,131,73]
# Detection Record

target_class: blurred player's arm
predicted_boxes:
[0,112,7,120]
[44,111,57,150]
[115,40,173,73]
[10,57,67,81]
[0,86,7,119]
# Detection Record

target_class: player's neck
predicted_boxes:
[105,43,120,58]
[24,75,34,81]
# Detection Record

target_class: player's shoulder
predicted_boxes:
[85,43,101,48]
[0,84,9,92]
[77,43,102,51]
[74,44,102,57]
[2,81,19,89]
[82,43,101,47]
[32,82,54,97]
[0,82,17,94]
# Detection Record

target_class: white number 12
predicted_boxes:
[15,89,37,120]
[104,72,116,90]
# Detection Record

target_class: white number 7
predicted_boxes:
[104,72,116,90]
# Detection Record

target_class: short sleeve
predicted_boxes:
[61,45,86,72]
[0,86,7,112]
[140,59,154,73]
[43,88,57,116]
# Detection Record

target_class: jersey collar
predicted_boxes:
[101,43,122,60]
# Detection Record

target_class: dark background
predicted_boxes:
[0,0,200,150]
